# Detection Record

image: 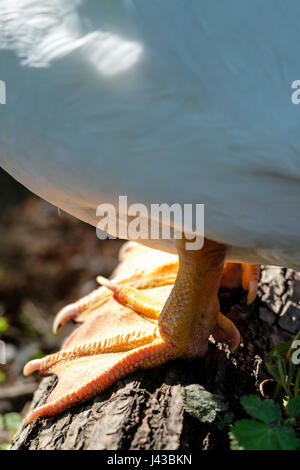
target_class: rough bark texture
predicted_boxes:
[11,266,300,450]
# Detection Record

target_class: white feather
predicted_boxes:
[0,0,300,268]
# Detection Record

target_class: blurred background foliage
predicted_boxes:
[0,168,123,446]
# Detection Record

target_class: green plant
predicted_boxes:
[230,332,300,450]
[266,331,300,401]
[0,370,6,384]
[0,317,8,334]
[229,394,300,450]
[28,350,45,361]
[0,412,23,450]
[182,333,300,450]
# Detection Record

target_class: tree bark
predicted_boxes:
[11,266,300,450]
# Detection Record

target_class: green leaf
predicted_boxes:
[216,411,235,431]
[0,443,9,451]
[4,412,22,435]
[230,420,300,450]
[266,360,291,396]
[182,384,227,423]
[287,362,296,390]
[29,350,45,361]
[0,317,8,333]
[275,425,300,450]
[283,396,289,408]
[295,368,300,396]
[0,415,4,431]
[241,395,281,424]
[0,370,6,384]
[286,396,300,418]
[267,340,293,361]
[266,361,282,384]
[277,357,287,383]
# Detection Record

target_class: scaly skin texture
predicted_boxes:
[24,240,260,423]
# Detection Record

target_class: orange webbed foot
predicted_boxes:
[24,242,259,423]
[24,287,180,423]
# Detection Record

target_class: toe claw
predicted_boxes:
[23,359,42,376]
[247,279,258,305]
[213,312,241,352]
[26,408,43,424]
[53,303,78,334]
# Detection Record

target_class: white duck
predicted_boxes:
[0,0,299,421]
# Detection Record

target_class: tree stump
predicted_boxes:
[11,266,300,450]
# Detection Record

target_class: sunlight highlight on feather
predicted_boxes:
[84,32,143,77]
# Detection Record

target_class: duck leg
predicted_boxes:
[24,238,241,423]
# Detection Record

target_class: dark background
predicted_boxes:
[0,168,123,438]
